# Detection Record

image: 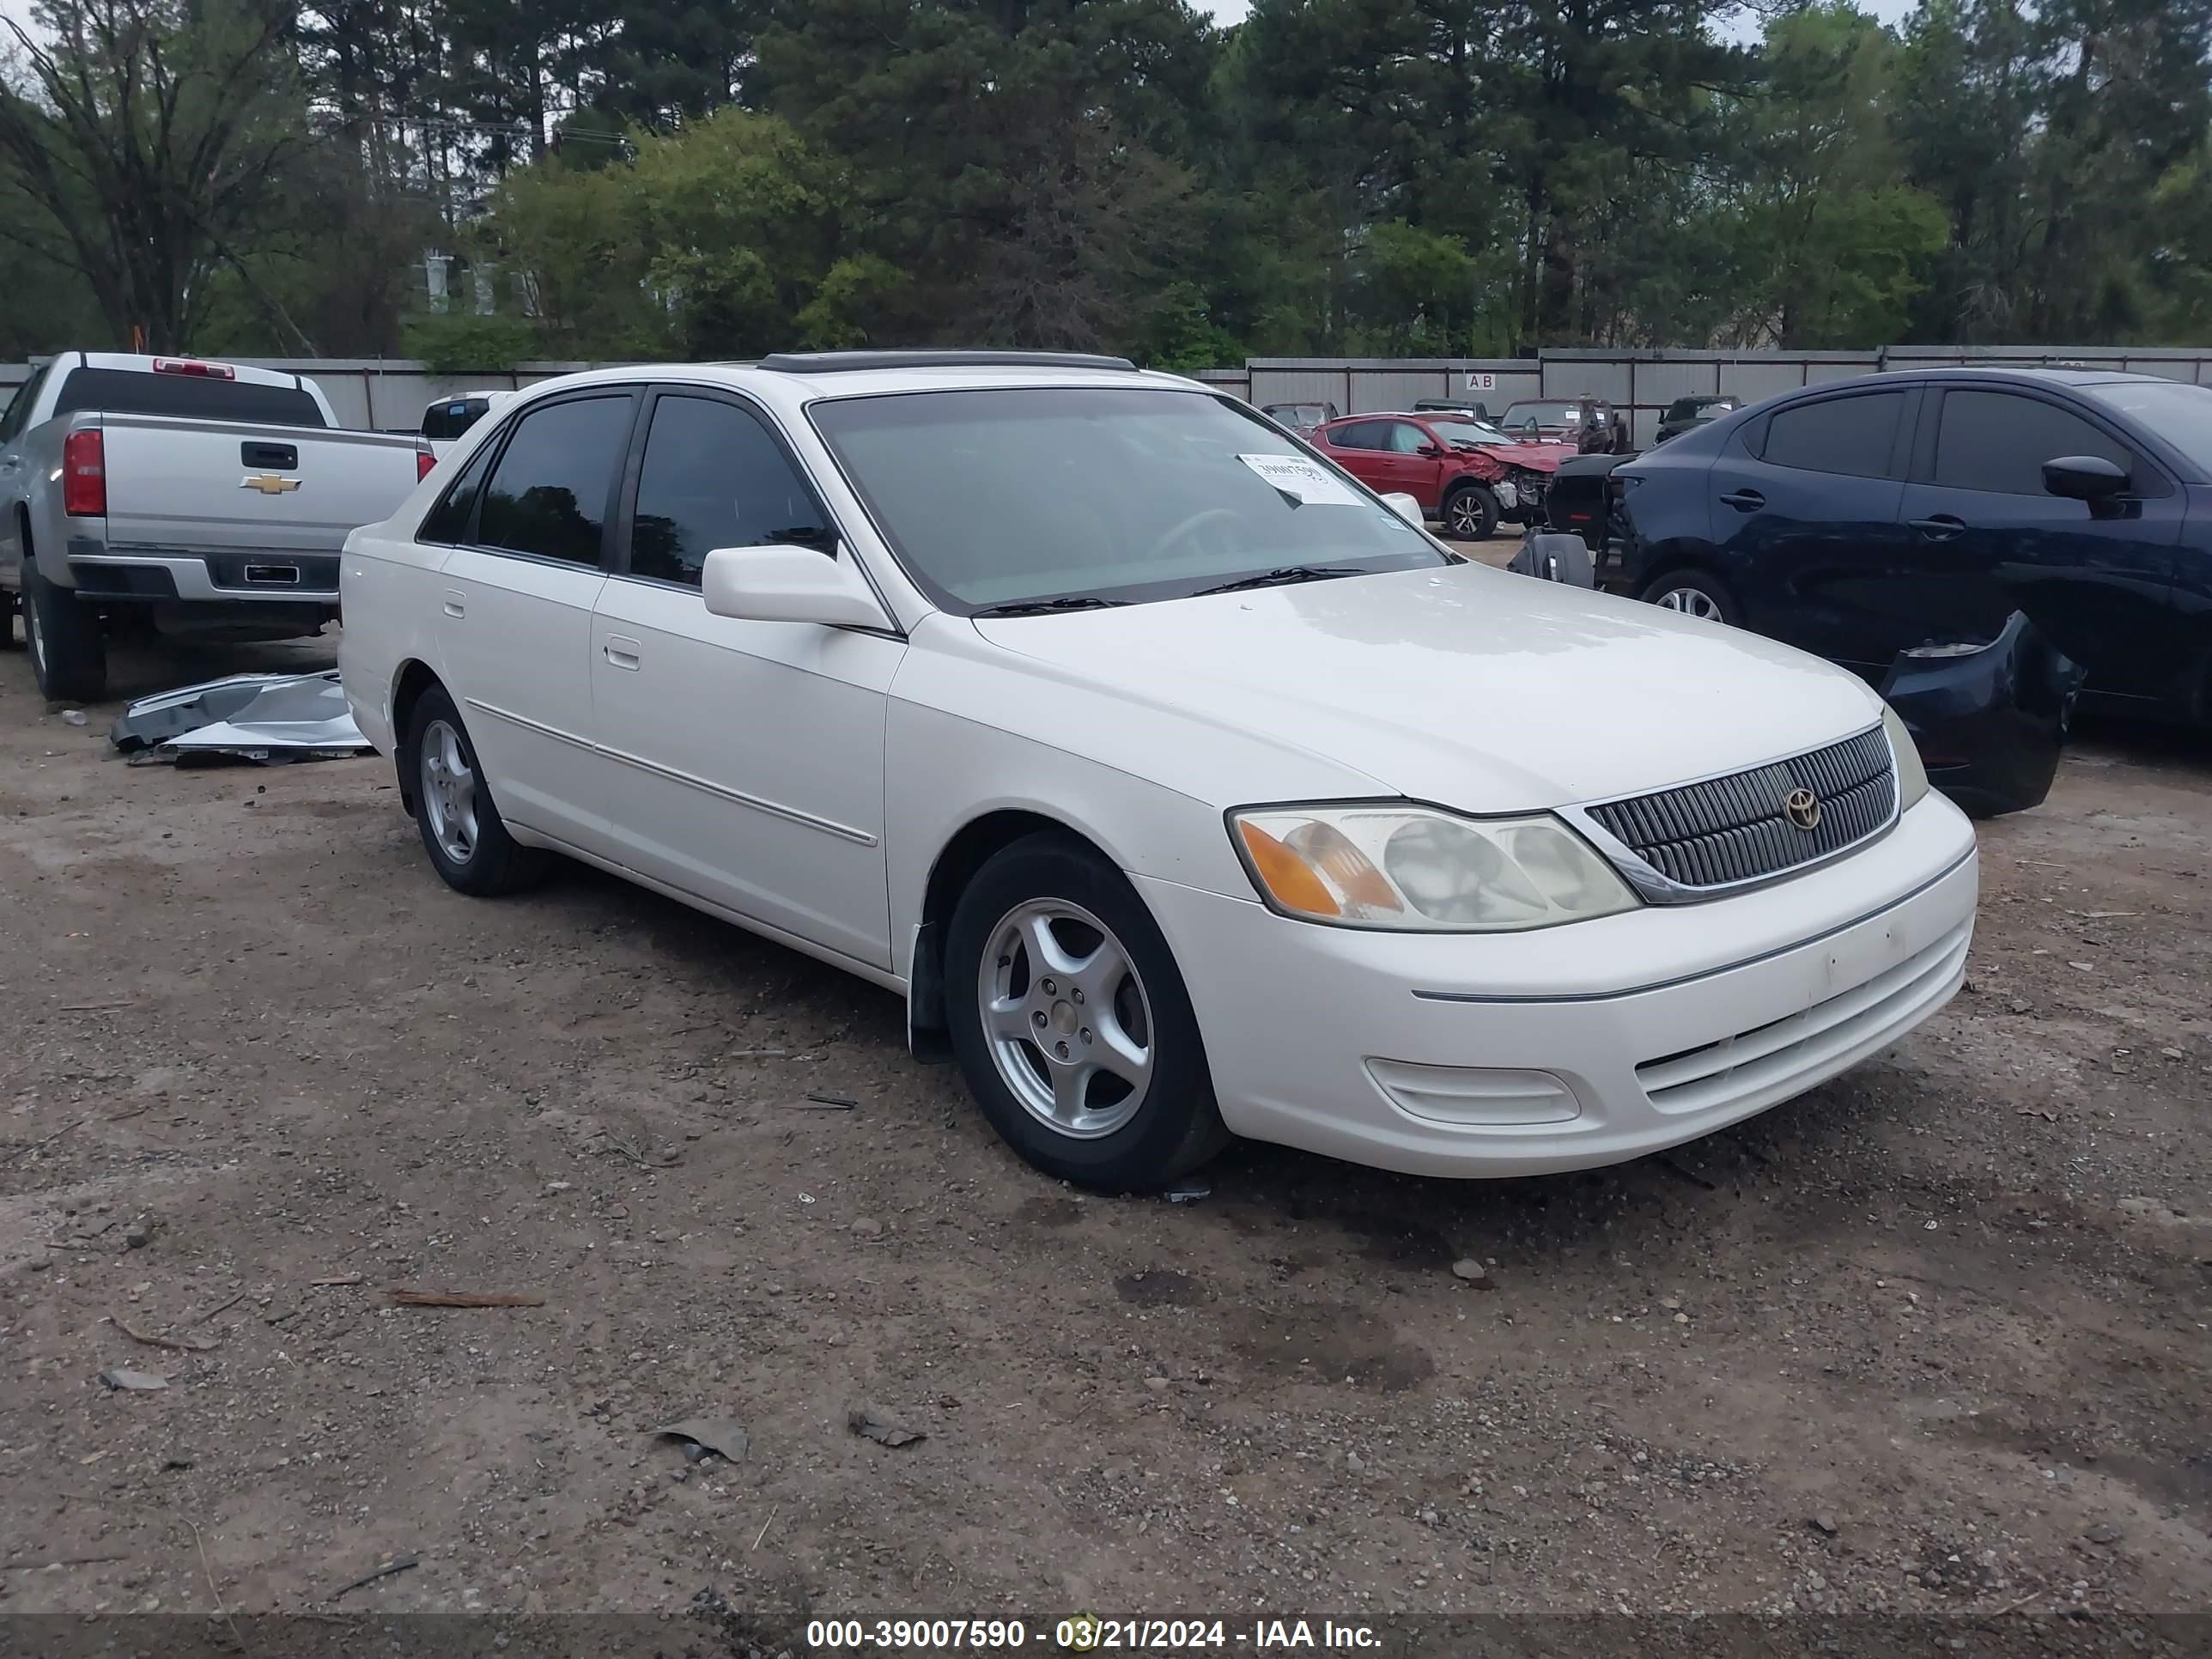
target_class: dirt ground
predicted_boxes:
[0,602,2207,1644]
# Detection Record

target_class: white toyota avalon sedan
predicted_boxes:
[339,351,1978,1192]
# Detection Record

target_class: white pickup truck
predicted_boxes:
[0,352,434,701]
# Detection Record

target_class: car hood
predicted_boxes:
[1468,441,1575,472]
[971,563,1884,812]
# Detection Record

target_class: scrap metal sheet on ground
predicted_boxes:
[109,670,371,763]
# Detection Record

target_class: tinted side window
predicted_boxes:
[1931,390,2135,495]
[0,363,51,442]
[629,395,833,587]
[50,368,327,428]
[419,434,499,544]
[1330,421,1384,451]
[477,396,633,566]
[1762,392,1905,479]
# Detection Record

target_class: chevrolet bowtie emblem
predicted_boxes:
[241,474,301,495]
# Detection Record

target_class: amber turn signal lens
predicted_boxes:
[1237,821,1340,917]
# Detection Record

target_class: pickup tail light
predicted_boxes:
[416,449,436,483]
[62,429,106,517]
[151,357,236,380]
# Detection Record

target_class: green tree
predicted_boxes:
[480,106,890,359]
[752,0,1218,350]
[0,0,307,351]
[1717,5,1948,346]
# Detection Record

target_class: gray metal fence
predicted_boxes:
[9,347,2211,444]
[1236,347,2212,445]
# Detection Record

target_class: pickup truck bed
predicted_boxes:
[0,351,433,701]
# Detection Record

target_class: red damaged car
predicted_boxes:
[1310,411,1577,540]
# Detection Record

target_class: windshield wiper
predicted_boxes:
[970,596,1128,617]
[1193,565,1368,596]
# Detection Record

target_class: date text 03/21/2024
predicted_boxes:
[803,1619,1382,1650]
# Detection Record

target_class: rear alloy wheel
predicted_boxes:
[404,686,550,897]
[946,834,1227,1191]
[1640,571,1741,627]
[1442,483,1500,542]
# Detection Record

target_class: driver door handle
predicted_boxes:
[1719,489,1765,512]
[1910,515,1966,541]
[603,635,642,672]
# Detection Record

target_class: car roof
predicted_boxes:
[489,354,1204,424]
[1797,366,2170,393]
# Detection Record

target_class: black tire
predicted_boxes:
[945,832,1229,1192]
[21,554,107,702]
[0,586,21,651]
[1441,482,1499,542]
[402,685,550,896]
[1638,568,1741,628]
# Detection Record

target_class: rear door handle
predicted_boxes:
[1910,515,1966,541]
[441,588,465,618]
[603,635,642,671]
[1718,489,1765,512]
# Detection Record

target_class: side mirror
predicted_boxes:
[1418,443,1443,458]
[700,544,891,630]
[1382,491,1425,528]
[2042,454,2130,501]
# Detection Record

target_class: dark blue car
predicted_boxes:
[1614,368,2212,728]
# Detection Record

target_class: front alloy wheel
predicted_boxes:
[979,899,1154,1138]
[944,832,1227,1190]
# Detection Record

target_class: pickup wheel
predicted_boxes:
[1441,482,1500,542]
[403,687,550,897]
[945,833,1229,1193]
[21,556,107,702]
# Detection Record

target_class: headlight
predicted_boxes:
[1230,805,1638,931]
[1882,704,1930,812]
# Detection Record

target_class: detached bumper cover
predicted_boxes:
[110,671,372,763]
[1881,611,2082,819]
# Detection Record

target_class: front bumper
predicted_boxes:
[1137,794,1978,1178]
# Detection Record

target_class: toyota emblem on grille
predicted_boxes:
[1783,787,1822,831]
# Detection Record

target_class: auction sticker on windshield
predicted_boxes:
[1237,453,1365,507]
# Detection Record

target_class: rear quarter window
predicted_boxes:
[51,368,327,428]
[1759,392,1905,479]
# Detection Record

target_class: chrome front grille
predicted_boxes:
[1583,726,1895,895]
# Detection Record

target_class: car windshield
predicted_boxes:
[811,386,1447,611]
[2083,380,2212,477]
[1501,401,1585,428]
[1424,417,1512,446]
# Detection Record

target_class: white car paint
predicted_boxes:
[339,359,1978,1182]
